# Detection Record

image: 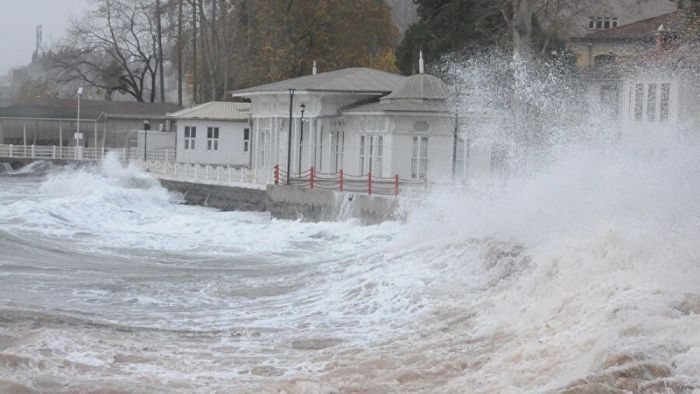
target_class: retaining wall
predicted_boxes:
[160,179,267,212]
[265,185,401,224]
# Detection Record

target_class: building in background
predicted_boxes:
[169,101,251,166]
[0,99,181,149]
[570,6,694,71]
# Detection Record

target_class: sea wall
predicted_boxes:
[265,185,401,224]
[159,179,267,212]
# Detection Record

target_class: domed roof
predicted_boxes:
[383,73,451,101]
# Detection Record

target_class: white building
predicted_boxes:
[231,67,455,182]
[169,101,252,166]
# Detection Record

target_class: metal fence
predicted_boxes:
[0,144,176,162]
[274,164,427,197]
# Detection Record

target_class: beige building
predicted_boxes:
[559,1,697,70]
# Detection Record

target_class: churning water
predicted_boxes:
[0,144,698,393]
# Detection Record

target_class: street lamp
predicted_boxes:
[286,89,295,184]
[298,103,306,174]
[143,120,150,161]
[75,86,84,159]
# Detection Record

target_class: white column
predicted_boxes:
[58,120,63,151]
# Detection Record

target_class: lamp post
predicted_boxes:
[75,86,84,159]
[143,120,151,161]
[298,103,305,174]
[286,88,295,184]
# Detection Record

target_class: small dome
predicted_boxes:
[384,73,450,101]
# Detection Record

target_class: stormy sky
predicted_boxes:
[0,0,91,75]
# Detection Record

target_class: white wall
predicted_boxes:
[175,119,251,166]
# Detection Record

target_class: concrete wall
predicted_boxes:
[159,179,267,212]
[159,180,403,224]
[265,185,401,224]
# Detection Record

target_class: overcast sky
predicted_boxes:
[0,0,91,75]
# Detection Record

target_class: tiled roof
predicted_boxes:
[232,67,406,95]
[384,74,451,101]
[576,7,695,40]
[0,99,181,120]
[168,101,250,121]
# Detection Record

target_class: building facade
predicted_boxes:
[232,67,455,182]
[169,102,252,166]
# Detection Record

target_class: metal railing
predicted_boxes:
[0,144,178,162]
[274,164,427,197]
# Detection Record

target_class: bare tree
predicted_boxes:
[156,0,166,102]
[48,0,162,103]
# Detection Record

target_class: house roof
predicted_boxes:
[168,101,251,121]
[231,67,406,96]
[344,72,452,114]
[383,74,451,101]
[575,7,695,41]
[0,99,181,120]
[342,100,451,114]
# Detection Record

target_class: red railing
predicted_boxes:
[274,164,427,197]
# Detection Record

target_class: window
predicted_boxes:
[594,54,616,68]
[359,135,366,175]
[634,84,644,122]
[646,83,657,122]
[373,136,383,177]
[257,118,270,168]
[207,127,219,151]
[243,128,250,152]
[331,129,344,173]
[589,16,619,30]
[184,126,196,150]
[411,137,428,180]
[600,84,620,119]
[631,82,672,123]
[660,83,671,122]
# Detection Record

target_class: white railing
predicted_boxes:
[135,160,270,189]
[0,144,176,162]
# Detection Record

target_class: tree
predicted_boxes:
[13,79,59,103]
[48,0,163,103]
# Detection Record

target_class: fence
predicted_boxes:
[274,164,427,197]
[140,160,270,187]
[0,144,176,162]
[0,144,426,197]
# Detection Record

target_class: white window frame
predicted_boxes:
[630,81,672,124]
[184,126,196,150]
[359,135,366,175]
[411,136,428,180]
[589,16,619,30]
[207,127,219,151]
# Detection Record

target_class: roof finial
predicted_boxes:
[419,51,425,74]
[312,61,317,75]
